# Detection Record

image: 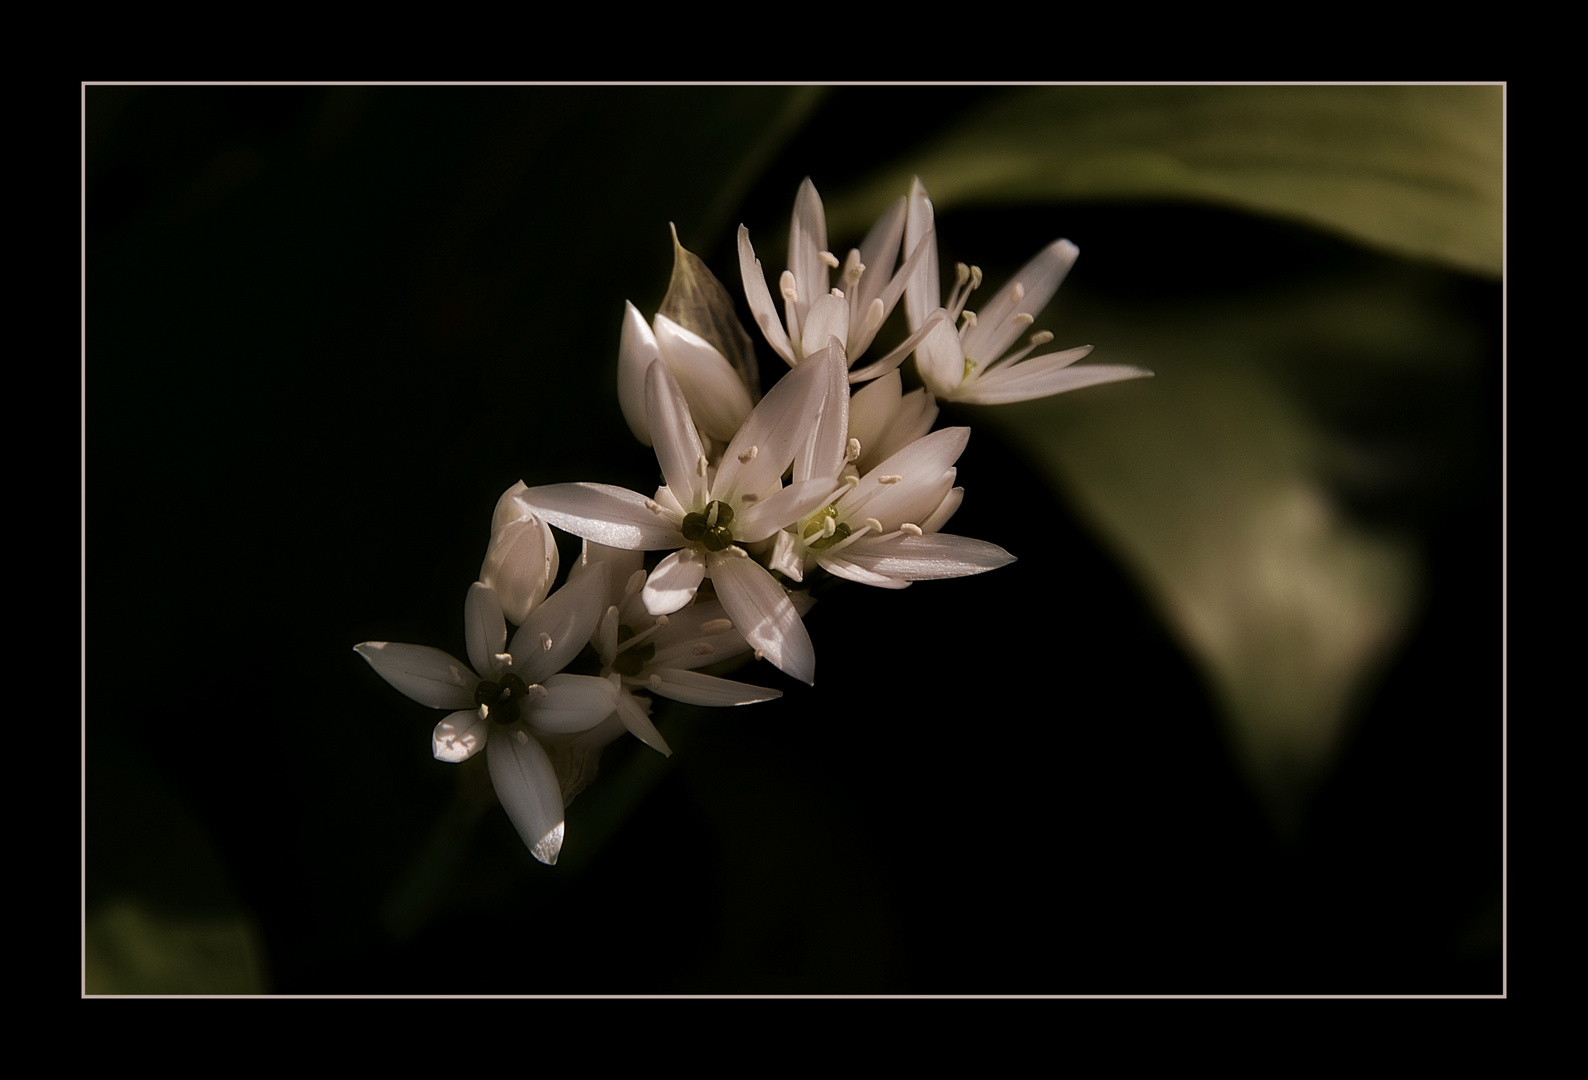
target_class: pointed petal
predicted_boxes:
[653,313,754,443]
[615,687,672,756]
[645,668,783,707]
[903,178,941,330]
[487,728,565,865]
[792,338,851,486]
[714,340,838,501]
[914,318,967,400]
[354,642,477,710]
[799,292,849,365]
[738,225,796,366]
[962,239,1080,362]
[833,532,1016,580]
[464,582,508,677]
[617,301,660,445]
[958,357,1154,406]
[518,482,684,550]
[735,477,844,543]
[512,564,611,682]
[433,708,490,763]
[645,359,709,510]
[709,552,815,685]
[788,178,829,327]
[642,548,706,615]
[524,674,620,735]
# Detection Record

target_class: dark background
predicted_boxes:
[84,86,1501,994]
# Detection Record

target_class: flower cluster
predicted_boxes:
[357,177,1151,864]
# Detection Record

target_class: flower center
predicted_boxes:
[474,672,530,726]
[801,504,852,551]
[611,624,658,678]
[681,499,736,553]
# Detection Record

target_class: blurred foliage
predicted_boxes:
[831,85,1502,277]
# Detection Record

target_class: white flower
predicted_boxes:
[354,576,617,865]
[518,345,848,684]
[616,301,753,450]
[903,178,1153,404]
[739,177,941,383]
[571,542,784,758]
[770,425,1016,589]
[479,481,559,626]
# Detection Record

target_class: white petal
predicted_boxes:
[793,336,851,485]
[961,238,1080,363]
[512,565,611,682]
[354,642,477,710]
[487,728,565,865]
[524,673,620,735]
[788,177,829,330]
[642,548,706,616]
[738,225,796,366]
[914,318,967,400]
[903,177,941,331]
[433,708,489,763]
[617,300,660,445]
[709,553,815,685]
[653,313,754,443]
[480,507,557,625]
[958,357,1153,406]
[518,482,684,550]
[715,340,843,502]
[735,477,844,544]
[645,360,709,510]
[464,582,508,678]
[799,292,849,366]
[833,532,1016,580]
[647,668,783,707]
[841,427,968,528]
[615,688,672,756]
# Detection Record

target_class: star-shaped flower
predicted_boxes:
[903,178,1153,404]
[518,344,848,684]
[354,575,616,864]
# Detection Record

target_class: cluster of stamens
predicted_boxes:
[474,673,532,726]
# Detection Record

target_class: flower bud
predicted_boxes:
[481,481,559,625]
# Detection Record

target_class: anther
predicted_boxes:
[831,287,845,300]
[1030,330,1054,346]
[845,437,861,462]
[738,445,759,464]
[842,250,864,288]
[692,642,715,656]
[701,618,733,634]
[863,518,883,534]
[1010,282,1025,302]
[626,569,647,596]
[649,674,664,691]
[877,474,902,485]
[655,614,669,627]
[696,455,708,477]
[820,250,840,269]
[514,729,529,745]
[779,270,798,304]
[539,632,553,652]
[959,310,978,329]
[644,498,663,515]
[968,266,983,290]
[901,523,923,536]
[1014,312,1035,326]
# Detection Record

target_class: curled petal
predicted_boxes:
[487,727,565,865]
[433,708,489,763]
[354,642,477,710]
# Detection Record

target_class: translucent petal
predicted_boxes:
[615,688,672,756]
[354,642,477,710]
[738,225,796,366]
[714,342,839,502]
[903,177,941,331]
[487,728,565,865]
[788,177,829,330]
[480,502,557,626]
[833,532,1016,581]
[645,360,708,510]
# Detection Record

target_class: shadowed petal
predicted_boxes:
[524,674,620,735]
[519,482,684,550]
[354,642,477,710]
[646,668,783,707]
[433,708,489,763]
[512,565,611,682]
[487,728,565,865]
[643,548,707,615]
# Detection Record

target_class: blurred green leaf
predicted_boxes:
[86,898,268,995]
[832,85,1502,277]
[983,263,1485,826]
